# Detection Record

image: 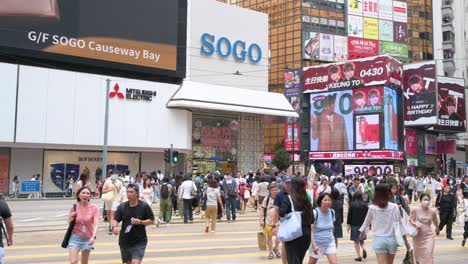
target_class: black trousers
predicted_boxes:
[285,227,311,264]
[183,199,193,223]
[464,221,468,239]
[439,211,454,237]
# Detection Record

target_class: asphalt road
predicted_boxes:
[4,199,468,263]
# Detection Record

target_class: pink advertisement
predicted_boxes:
[363,0,379,18]
[437,140,455,154]
[405,129,417,155]
[200,126,232,152]
[348,37,379,60]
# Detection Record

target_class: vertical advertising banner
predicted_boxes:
[363,0,379,18]
[334,35,348,62]
[348,0,363,16]
[405,129,417,155]
[393,22,408,44]
[436,77,466,132]
[284,69,301,97]
[416,129,426,164]
[310,91,354,151]
[379,0,394,21]
[364,17,379,40]
[348,15,364,38]
[425,134,437,154]
[403,61,437,125]
[320,33,334,62]
[355,114,380,149]
[348,37,379,59]
[284,124,300,151]
[353,87,384,113]
[384,87,399,150]
[379,20,394,42]
[304,32,320,60]
[393,1,408,23]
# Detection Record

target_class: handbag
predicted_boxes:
[244,189,251,199]
[190,182,197,197]
[101,191,113,202]
[403,209,418,238]
[403,248,415,264]
[257,231,267,251]
[277,195,303,242]
[61,204,77,248]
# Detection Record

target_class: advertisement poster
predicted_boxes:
[379,20,394,42]
[303,55,403,92]
[348,15,364,38]
[310,150,404,160]
[364,17,379,40]
[355,114,380,149]
[348,0,363,16]
[363,0,379,18]
[393,1,408,23]
[320,33,334,62]
[353,87,384,113]
[0,0,184,76]
[437,140,455,154]
[436,77,466,132]
[384,87,399,150]
[379,0,393,21]
[348,37,379,59]
[393,22,408,44]
[310,90,354,151]
[333,35,348,62]
[344,164,393,176]
[304,32,320,60]
[416,130,426,165]
[285,124,300,151]
[0,153,8,193]
[403,61,437,126]
[379,42,408,58]
[284,69,301,97]
[425,134,437,154]
[405,129,417,155]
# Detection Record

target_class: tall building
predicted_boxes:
[407,0,434,62]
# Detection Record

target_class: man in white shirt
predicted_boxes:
[404,175,416,203]
[178,176,197,224]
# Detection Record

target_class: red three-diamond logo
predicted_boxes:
[109,83,124,99]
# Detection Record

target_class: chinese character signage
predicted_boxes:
[393,22,408,44]
[363,0,379,18]
[393,1,408,23]
[379,41,408,58]
[348,37,379,59]
[436,77,466,132]
[403,61,437,126]
[21,181,41,193]
[309,150,404,160]
[284,69,301,97]
[364,17,379,40]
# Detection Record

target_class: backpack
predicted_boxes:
[223,180,236,198]
[160,184,170,199]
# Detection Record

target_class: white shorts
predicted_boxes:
[111,200,120,211]
[309,241,337,259]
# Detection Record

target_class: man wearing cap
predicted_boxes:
[271,175,292,264]
[113,184,154,264]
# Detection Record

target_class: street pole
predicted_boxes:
[292,120,295,175]
[102,79,111,181]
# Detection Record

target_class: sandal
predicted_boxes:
[267,253,274,259]
[273,247,281,258]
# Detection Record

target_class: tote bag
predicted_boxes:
[394,206,405,247]
[277,195,303,242]
[61,204,77,248]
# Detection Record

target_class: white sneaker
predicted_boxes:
[211,230,216,233]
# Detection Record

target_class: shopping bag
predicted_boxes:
[402,249,415,264]
[402,210,418,237]
[277,195,302,242]
[257,231,267,251]
[394,221,404,247]
[244,190,251,199]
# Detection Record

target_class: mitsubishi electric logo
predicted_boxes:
[109,83,157,102]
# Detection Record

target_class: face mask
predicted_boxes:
[111,174,118,180]
[421,200,430,207]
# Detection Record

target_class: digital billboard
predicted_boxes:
[0,0,186,77]
[310,90,354,151]
[379,0,393,21]
[379,20,394,42]
[436,77,466,132]
[393,22,408,44]
[364,17,379,40]
[403,61,437,126]
[355,114,380,149]
[348,0,363,16]
[304,32,320,60]
[348,15,364,38]
[319,33,334,62]
[384,87,398,150]
[353,87,384,113]
[334,35,348,62]
[363,0,379,18]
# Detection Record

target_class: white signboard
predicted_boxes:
[348,15,364,38]
[344,164,394,176]
[393,1,408,23]
[379,0,393,21]
[363,0,379,18]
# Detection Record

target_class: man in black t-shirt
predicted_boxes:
[0,200,14,264]
[112,184,154,264]
[461,176,468,198]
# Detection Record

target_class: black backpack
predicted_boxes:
[161,184,170,199]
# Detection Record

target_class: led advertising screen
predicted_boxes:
[0,0,186,77]
[384,87,399,150]
[436,77,466,132]
[355,114,380,149]
[310,90,354,151]
[303,55,403,92]
[405,128,417,155]
[403,61,437,126]
[379,20,394,42]
[348,15,364,38]
[344,164,394,176]
[353,87,384,113]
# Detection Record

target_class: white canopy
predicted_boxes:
[167,81,299,118]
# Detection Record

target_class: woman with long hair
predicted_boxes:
[141,178,154,206]
[331,189,343,248]
[309,193,338,264]
[347,191,369,262]
[204,179,223,233]
[359,184,406,264]
[74,173,91,198]
[410,193,439,264]
[279,177,313,264]
[67,186,100,264]
[435,184,457,240]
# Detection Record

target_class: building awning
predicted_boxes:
[167,81,298,118]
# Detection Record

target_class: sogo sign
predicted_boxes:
[200,33,262,63]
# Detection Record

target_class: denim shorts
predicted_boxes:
[67,233,94,251]
[0,247,4,264]
[372,235,397,254]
